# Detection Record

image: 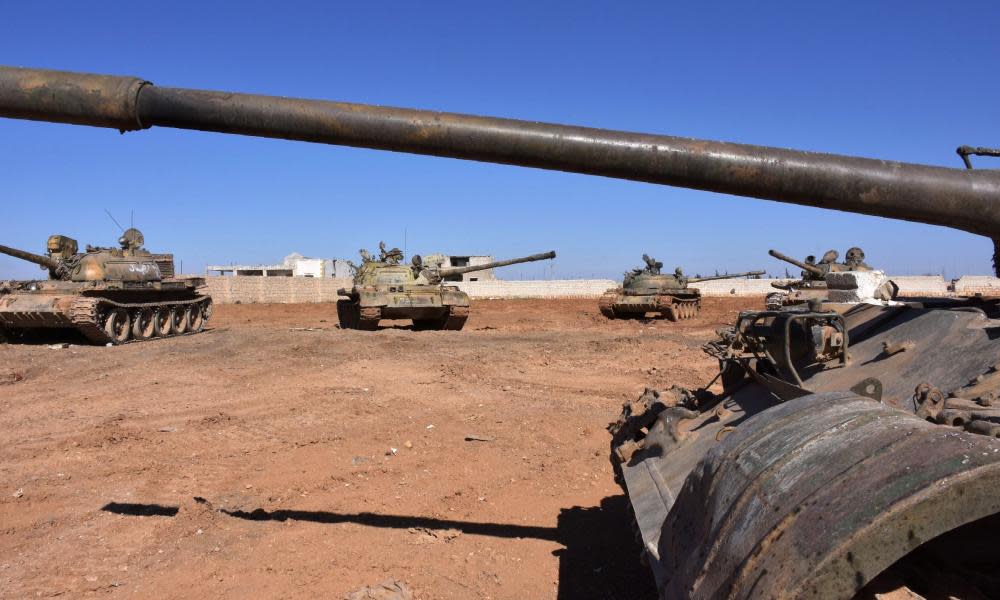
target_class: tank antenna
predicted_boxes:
[104,209,125,233]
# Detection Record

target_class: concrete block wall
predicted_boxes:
[890,276,951,297]
[954,276,1000,297]
[203,276,353,304]
[692,279,793,297]
[201,275,1000,304]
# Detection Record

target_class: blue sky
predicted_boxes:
[1,1,998,280]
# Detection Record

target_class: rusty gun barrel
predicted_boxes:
[0,243,61,271]
[689,270,766,283]
[768,249,826,277]
[3,66,1000,260]
[438,251,556,277]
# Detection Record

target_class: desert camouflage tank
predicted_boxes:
[337,242,555,331]
[600,254,764,321]
[0,228,211,344]
[4,66,1000,598]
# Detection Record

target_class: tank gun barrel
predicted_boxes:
[768,249,825,276]
[4,67,1000,254]
[689,270,766,283]
[0,243,61,271]
[438,251,556,277]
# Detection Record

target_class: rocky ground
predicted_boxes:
[0,297,758,599]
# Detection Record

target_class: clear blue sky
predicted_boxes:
[1,1,998,280]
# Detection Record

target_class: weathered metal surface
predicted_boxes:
[660,392,1000,599]
[0,230,211,344]
[0,243,60,271]
[2,66,1000,264]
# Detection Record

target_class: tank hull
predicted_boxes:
[0,279,212,344]
[599,288,701,321]
[337,285,470,331]
[611,302,1000,599]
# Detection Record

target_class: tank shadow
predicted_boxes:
[101,494,656,599]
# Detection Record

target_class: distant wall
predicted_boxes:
[203,276,353,304]
[954,276,1000,297]
[201,275,1000,304]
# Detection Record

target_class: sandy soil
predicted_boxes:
[0,297,759,599]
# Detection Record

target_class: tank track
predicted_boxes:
[441,305,469,330]
[70,296,212,345]
[358,307,381,331]
[600,292,701,321]
[598,291,618,319]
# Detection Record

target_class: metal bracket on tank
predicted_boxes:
[850,377,883,402]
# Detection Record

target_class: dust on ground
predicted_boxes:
[0,297,758,599]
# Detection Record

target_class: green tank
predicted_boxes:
[0,228,211,344]
[336,243,555,331]
[599,254,764,321]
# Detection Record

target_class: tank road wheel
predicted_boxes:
[188,304,206,333]
[103,308,131,344]
[357,307,381,331]
[598,292,618,319]
[664,305,679,322]
[171,305,189,334]
[153,308,173,336]
[131,309,156,340]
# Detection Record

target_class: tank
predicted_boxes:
[3,66,1000,598]
[0,228,211,344]
[764,247,886,309]
[336,243,555,330]
[599,254,764,321]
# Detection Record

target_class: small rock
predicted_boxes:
[244,484,253,489]
[12,488,23,498]
[196,528,204,535]
[403,440,413,449]
[158,427,177,433]
[465,434,494,442]
[84,575,98,583]
[48,343,69,350]
[426,424,435,430]
[387,447,398,456]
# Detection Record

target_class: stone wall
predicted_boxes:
[954,276,1000,297]
[201,275,1000,304]
[203,276,353,304]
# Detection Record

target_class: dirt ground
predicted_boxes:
[0,297,759,599]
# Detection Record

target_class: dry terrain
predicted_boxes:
[0,297,758,599]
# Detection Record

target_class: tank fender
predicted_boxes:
[658,392,1000,600]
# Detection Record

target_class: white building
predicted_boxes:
[207,253,353,278]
